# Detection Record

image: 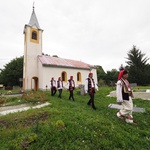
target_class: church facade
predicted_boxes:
[23,7,98,91]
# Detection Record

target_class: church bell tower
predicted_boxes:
[23,6,43,90]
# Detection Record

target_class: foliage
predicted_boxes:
[0,109,49,129]
[21,133,38,149]
[126,45,150,85]
[96,66,119,86]
[8,133,38,150]
[105,69,118,85]
[96,65,106,84]
[55,120,65,130]
[0,56,23,86]
[0,97,7,106]
[0,87,150,149]
[3,96,25,106]
[0,91,47,107]
[21,91,47,104]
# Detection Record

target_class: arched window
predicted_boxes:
[32,31,37,40]
[61,71,67,82]
[77,72,81,82]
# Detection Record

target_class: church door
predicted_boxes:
[32,77,38,91]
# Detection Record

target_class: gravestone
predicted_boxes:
[108,103,145,113]
[79,84,85,95]
[146,89,150,93]
[130,83,137,87]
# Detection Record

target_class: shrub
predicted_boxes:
[8,133,38,150]
[21,91,47,104]
[21,133,38,149]
[0,97,7,106]
[55,120,65,130]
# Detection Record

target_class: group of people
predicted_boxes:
[50,72,98,110]
[50,70,137,125]
[50,76,76,101]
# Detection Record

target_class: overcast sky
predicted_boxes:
[0,0,150,72]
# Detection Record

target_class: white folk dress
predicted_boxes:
[116,78,133,123]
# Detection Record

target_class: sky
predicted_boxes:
[0,0,150,72]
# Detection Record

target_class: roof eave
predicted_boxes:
[23,24,44,33]
[42,64,92,70]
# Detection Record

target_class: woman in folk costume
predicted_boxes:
[116,70,136,125]
[85,72,98,110]
[67,76,75,101]
[57,77,63,98]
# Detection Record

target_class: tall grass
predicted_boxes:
[0,86,150,150]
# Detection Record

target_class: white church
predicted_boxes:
[23,7,98,91]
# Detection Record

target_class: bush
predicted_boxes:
[21,91,47,104]
[21,133,38,149]
[0,97,7,106]
[8,133,38,150]
[55,120,65,130]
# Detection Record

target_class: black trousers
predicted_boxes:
[69,90,75,101]
[51,87,57,96]
[87,91,96,109]
[58,89,62,98]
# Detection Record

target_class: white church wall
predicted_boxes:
[38,59,44,90]
[38,66,97,90]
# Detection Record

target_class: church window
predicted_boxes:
[32,31,37,40]
[77,72,81,82]
[62,71,67,82]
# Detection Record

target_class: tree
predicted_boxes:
[105,69,118,86]
[96,65,106,85]
[0,56,23,86]
[126,46,149,85]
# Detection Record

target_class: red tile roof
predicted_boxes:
[38,55,94,69]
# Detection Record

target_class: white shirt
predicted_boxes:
[116,80,123,102]
[50,80,56,88]
[57,81,63,89]
[84,78,98,93]
[66,80,75,89]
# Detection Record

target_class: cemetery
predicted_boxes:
[109,88,150,100]
[0,86,150,149]
[0,1,150,149]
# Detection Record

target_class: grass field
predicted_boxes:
[0,86,150,150]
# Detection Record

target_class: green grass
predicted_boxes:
[0,87,150,150]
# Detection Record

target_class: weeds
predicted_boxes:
[22,91,47,104]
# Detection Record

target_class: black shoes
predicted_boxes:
[87,103,90,105]
[92,106,96,110]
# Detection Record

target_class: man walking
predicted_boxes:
[50,77,57,96]
[67,76,75,101]
[57,77,63,98]
[85,72,98,110]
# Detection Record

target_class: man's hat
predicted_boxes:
[118,70,128,80]
[89,72,93,76]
